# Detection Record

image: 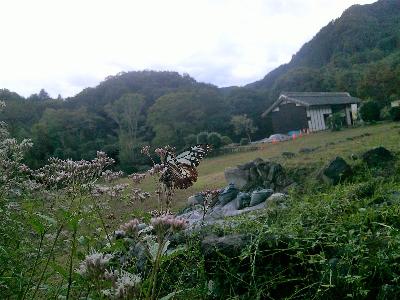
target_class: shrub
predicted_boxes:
[240,138,249,146]
[184,134,197,146]
[196,131,208,144]
[390,107,400,121]
[221,135,233,146]
[327,112,344,131]
[380,106,392,120]
[207,132,222,148]
[359,100,381,122]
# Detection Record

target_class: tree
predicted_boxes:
[184,134,197,147]
[359,100,381,122]
[197,132,208,144]
[147,88,226,148]
[230,115,257,142]
[105,93,145,170]
[207,132,222,149]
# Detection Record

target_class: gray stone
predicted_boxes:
[299,147,314,154]
[201,234,251,257]
[128,242,148,272]
[318,157,352,185]
[234,192,251,210]
[282,152,296,158]
[362,147,394,167]
[389,191,400,202]
[224,167,250,189]
[218,183,239,206]
[266,193,288,208]
[225,159,293,192]
[187,193,205,206]
[250,189,274,207]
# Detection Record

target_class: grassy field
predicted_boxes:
[117,122,400,218]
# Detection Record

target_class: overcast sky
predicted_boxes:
[0,0,375,98]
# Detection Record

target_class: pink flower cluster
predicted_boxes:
[128,173,147,184]
[151,214,187,233]
[130,188,151,202]
[91,183,128,197]
[119,218,140,237]
[102,170,124,183]
[148,164,166,176]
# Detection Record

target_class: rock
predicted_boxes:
[266,193,288,208]
[128,242,148,272]
[217,183,239,206]
[201,234,251,257]
[250,189,274,207]
[178,207,204,226]
[299,147,314,154]
[389,191,400,204]
[224,167,250,189]
[282,152,296,158]
[234,192,251,210]
[187,193,205,206]
[362,147,394,167]
[318,157,352,185]
[350,153,359,161]
[225,159,293,192]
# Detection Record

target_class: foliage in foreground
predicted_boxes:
[2,98,400,299]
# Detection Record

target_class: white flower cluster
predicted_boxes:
[91,183,129,198]
[32,151,114,189]
[130,188,151,203]
[102,270,141,299]
[0,102,34,196]
[102,170,124,183]
[76,250,113,280]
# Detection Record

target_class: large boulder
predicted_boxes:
[235,192,251,210]
[224,158,293,191]
[224,167,250,189]
[187,193,205,206]
[250,189,274,207]
[201,234,251,257]
[266,193,288,208]
[318,157,352,185]
[362,147,394,167]
[217,183,239,206]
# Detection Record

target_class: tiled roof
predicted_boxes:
[262,92,361,117]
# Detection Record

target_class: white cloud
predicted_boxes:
[0,0,376,97]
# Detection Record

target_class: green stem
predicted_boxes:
[21,232,46,300]
[90,196,112,244]
[149,238,165,300]
[66,225,78,300]
[31,225,63,299]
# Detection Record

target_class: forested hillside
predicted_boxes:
[1,0,399,171]
[249,0,400,102]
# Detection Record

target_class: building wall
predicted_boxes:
[391,100,400,108]
[306,106,332,132]
[307,104,355,132]
[271,103,308,133]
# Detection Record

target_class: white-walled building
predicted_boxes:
[262,92,361,133]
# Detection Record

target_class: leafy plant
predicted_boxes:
[360,100,381,122]
[327,112,344,131]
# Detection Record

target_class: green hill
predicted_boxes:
[249,0,400,103]
[1,0,400,170]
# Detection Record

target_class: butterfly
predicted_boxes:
[160,144,211,189]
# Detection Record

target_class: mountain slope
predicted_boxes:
[248,0,400,102]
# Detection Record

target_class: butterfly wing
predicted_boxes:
[161,144,211,189]
[174,144,212,167]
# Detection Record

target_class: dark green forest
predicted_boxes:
[1,0,400,171]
